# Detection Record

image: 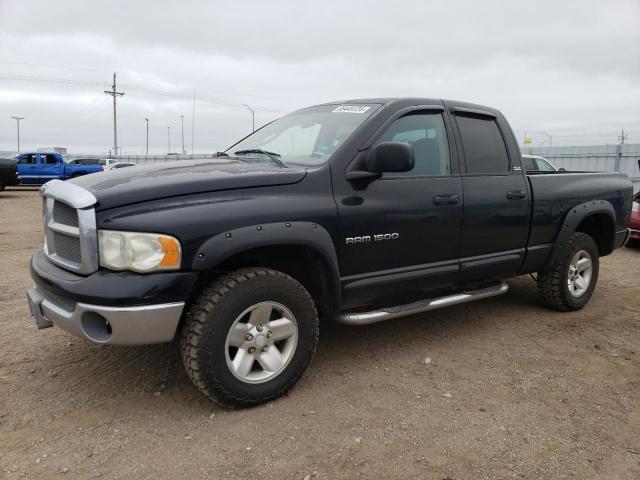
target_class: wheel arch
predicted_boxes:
[191,222,341,314]
[548,200,617,267]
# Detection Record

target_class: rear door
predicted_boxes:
[37,154,63,183]
[450,107,530,281]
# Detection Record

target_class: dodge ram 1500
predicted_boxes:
[27,98,633,407]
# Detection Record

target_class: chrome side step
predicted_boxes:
[335,282,509,326]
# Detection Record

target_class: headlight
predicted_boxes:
[633,201,640,213]
[98,230,181,273]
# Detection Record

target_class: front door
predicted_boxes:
[335,109,463,300]
[16,153,38,184]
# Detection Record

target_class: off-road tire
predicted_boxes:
[537,232,599,311]
[180,267,319,408]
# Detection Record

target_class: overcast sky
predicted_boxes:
[1,0,639,154]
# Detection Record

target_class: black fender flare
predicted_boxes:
[191,221,341,310]
[548,200,616,266]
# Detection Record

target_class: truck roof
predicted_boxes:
[309,98,503,116]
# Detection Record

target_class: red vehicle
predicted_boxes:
[629,190,640,246]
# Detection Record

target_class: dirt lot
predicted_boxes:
[0,188,639,479]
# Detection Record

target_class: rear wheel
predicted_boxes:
[537,232,599,311]
[180,268,319,408]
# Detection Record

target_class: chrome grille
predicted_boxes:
[53,201,79,227]
[52,231,82,263]
[41,180,98,275]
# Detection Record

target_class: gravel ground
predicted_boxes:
[1,188,639,479]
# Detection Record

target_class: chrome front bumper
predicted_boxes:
[27,284,185,345]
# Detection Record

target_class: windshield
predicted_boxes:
[227,103,380,166]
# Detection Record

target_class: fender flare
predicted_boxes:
[548,199,616,265]
[191,221,341,310]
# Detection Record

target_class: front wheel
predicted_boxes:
[180,268,319,408]
[537,232,599,311]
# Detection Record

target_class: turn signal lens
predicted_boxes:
[98,230,181,273]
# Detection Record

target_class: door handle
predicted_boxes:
[433,194,460,205]
[506,190,526,200]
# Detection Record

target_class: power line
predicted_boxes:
[0,73,110,87]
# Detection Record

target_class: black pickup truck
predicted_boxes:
[0,157,19,191]
[27,98,633,407]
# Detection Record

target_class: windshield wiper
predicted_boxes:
[234,149,287,168]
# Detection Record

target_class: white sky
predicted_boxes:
[1,0,639,154]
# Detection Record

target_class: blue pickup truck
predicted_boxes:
[16,152,103,185]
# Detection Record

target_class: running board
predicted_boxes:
[335,282,509,326]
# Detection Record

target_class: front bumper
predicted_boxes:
[630,228,640,240]
[27,285,184,344]
[28,248,198,345]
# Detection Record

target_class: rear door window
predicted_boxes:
[455,114,510,174]
[522,156,536,171]
[42,154,58,164]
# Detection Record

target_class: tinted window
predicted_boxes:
[536,158,555,171]
[42,154,58,164]
[456,115,510,174]
[17,154,36,164]
[522,156,536,171]
[374,112,451,176]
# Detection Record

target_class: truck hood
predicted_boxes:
[70,159,307,210]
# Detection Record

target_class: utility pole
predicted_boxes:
[618,130,628,145]
[191,91,196,156]
[180,114,185,154]
[11,116,24,152]
[104,73,125,156]
[167,126,171,154]
[243,104,255,132]
[145,118,149,156]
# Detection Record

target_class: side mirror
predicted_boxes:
[368,142,415,173]
[345,141,415,183]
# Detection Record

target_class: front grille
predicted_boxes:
[52,231,82,263]
[41,182,98,274]
[53,201,78,227]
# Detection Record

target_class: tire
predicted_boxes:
[537,232,599,311]
[180,267,319,408]
[0,180,4,192]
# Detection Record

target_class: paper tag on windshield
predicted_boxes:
[332,105,371,114]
